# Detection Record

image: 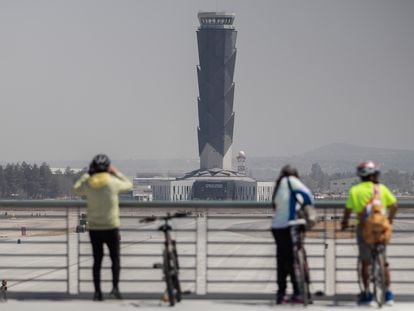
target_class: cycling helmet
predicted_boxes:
[280,164,299,177]
[356,161,379,177]
[89,154,111,174]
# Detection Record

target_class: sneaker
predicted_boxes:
[357,291,373,305]
[109,288,123,300]
[93,291,103,301]
[289,295,304,304]
[385,291,394,306]
[276,294,288,305]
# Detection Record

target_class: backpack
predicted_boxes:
[362,184,392,244]
[287,177,317,230]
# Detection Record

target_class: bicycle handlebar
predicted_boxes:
[139,212,191,223]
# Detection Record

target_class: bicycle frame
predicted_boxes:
[140,213,187,306]
[356,243,387,307]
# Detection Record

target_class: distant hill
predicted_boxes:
[248,143,414,180]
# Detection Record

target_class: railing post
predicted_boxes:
[196,210,207,295]
[66,207,79,295]
[324,238,336,296]
[325,205,338,299]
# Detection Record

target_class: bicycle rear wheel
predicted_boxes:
[357,258,365,293]
[295,249,309,306]
[372,252,386,307]
[163,250,175,306]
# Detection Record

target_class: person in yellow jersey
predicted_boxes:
[341,161,397,306]
[74,154,132,301]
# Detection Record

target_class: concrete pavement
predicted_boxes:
[3,299,414,311]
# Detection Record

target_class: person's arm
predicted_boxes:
[271,186,277,210]
[388,203,398,224]
[342,188,355,230]
[73,173,90,196]
[341,208,352,230]
[292,178,314,206]
[109,166,133,192]
[381,184,398,224]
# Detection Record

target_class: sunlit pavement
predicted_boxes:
[3,299,414,311]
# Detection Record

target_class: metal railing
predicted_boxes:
[0,200,413,300]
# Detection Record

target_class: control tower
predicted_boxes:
[196,12,237,170]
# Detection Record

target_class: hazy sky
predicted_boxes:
[1,0,414,162]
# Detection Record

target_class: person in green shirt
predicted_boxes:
[73,154,132,301]
[341,161,397,306]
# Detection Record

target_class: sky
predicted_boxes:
[1,0,414,162]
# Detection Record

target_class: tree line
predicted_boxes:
[301,163,414,195]
[0,162,85,199]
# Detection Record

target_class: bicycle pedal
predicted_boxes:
[153,263,162,269]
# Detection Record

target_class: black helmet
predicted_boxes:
[356,160,379,177]
[89,154,111,175]
[280,164,299,177]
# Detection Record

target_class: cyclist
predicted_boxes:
[341,161,398,306]
[271,164,314,304]
[73,154,132,301]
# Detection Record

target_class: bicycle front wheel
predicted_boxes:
[172,240,182,302]
[372,252,386,307]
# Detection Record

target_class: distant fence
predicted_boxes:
[0,200,413,300]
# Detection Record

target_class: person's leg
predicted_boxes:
[356,225,372,303]
[383,247,394,305]
[105,229,121,294]
[89,230,104,299]
[272,228,289,301]
[287,227,300,297]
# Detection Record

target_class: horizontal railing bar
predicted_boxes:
[336,242,414,246]
[207,267,276,270]
[121,216,198,219]
[207,267,325,271]
[207,254,324,258]
[0,266,67,270]
[208,254,274,258]
[336,255,414,259]
[78,241,196,245]
[79,279,195,283]
[337,268,414,272]
[206,280,324,283]
[207,241,274,245]
[0,266,66,269]
[1,199,413,209]
[119,229,196,232]
[207,241,324,245]
[5,279,67,282]
[207,229,272,232]
[0,228,66,231]
[337,280,414,284]
[0,241,66,244]
[207,216,272,219]
[0,215,67,219]
[79,266,196,270]
[79,253,195,258]
[1,254,67,257]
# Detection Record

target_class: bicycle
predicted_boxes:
[369,243,387,307]
[140,212,189,306]
[289,219,311,306]
[348,226,386,307]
